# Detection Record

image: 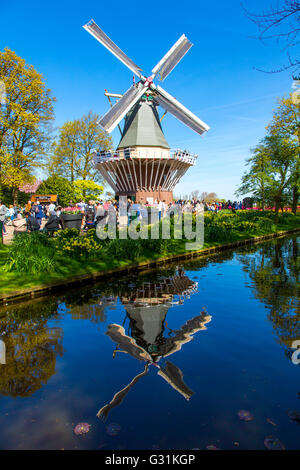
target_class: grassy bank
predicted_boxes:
[0,210,299,296]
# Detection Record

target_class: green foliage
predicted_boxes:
[55,228,102,258]
[203,210,280,242]
[1,211,299,285]
[106,238,142,260]
[48,111,112,183]
[36,175,75,207]
[104,236,168,261]
[0,48,55,204]
[73,179,104,202]
[4,232,56,273]
[237,94,299,214]
[0,184,30,206]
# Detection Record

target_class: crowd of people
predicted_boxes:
[0,197,245,242]
[0,199,64,240]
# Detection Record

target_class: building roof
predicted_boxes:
[117,98,170,150]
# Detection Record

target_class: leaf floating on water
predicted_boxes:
[266,418,277,427]
[106,423,121,436]
[206,445,221,450]
[287,410,300,423]
[73,422,91,435]
[264,436,285,450]
[238,410,254,421]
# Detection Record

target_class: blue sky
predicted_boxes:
[0,0,294,199]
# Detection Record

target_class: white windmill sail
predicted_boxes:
[99,83,147,133]
[83,19,143,79]
[155,85,210,135]
[152,34,193,82]
[83,19,210,136]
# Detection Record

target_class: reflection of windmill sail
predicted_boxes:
[157,360,194,400]
[97,364,149,421]
[162,313,211,358]
[106,324,152,362]
[0,340,5,364]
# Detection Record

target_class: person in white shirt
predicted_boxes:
[157,200,163,221]
[48,202,56,215]
[77,200,85,211]
[0,201,7,241]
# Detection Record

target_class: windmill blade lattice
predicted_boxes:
[83,19,143,79]
[99,82,148,133]
[152,34,193,82]
[155,85,209,135]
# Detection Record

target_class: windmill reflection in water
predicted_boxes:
[97,270,211,421]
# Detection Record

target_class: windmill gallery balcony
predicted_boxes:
[92,148,198,201]
[92,148,198,165]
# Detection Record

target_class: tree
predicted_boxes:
[190,190,200,200]
[264,133,297,220]
[268,94,300,214]
[0,48,55,203]
[237,132,297,219]
[205,192,218,203]
[36,176,76,207]
[48,111,112,183]
[239,237,300,356]
[0,299,63,397]
[243,0,300,73]
[236,142,273,209]
[73,179,104,202]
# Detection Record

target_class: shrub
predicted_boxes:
[55,228,102,258]
[5,232,56,273]
[36,176,76,207]
[106,238,142,261]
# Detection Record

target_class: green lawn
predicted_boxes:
[0,211,299,297]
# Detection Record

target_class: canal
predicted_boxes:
[0,234,299,450]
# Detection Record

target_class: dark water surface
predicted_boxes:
[0,235,299,450]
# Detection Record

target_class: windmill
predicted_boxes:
[83,19,210,203]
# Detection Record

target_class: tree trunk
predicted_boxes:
[292,186,299,215]
[12,187,18,205]
[274,200,280,224]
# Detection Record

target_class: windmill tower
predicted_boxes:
[83,20,210,203]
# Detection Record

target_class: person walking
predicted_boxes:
[35,203,44,227]
[25,212,40,232]
[96,202,107,224]
[84,200,96,230]
[0,200,7,243]
[48,201,56,215]
[25,200,32,214]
